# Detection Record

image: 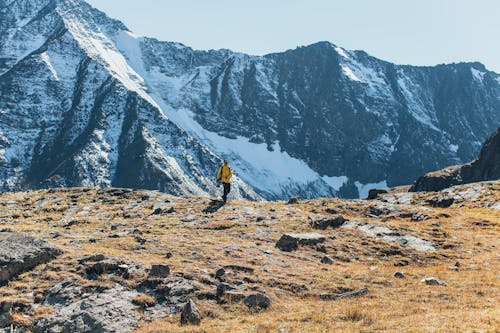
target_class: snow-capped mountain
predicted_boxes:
[1,0,499,199]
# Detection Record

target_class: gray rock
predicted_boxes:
[151,203,175,215]
[216,282,236,297]
[321,256,333,264]
[0,232,62,284]
[149,264,170,278]
[243,293,272,310]
[311,216,347,229]
[215,267,226,279]
[287,197,300,204]
[34,286,140,333]
[422,277,447,286]
[180,299,201,326]
[394,272,405,278]
[276,233,326,252]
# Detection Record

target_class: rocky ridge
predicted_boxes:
[410,127,500,192]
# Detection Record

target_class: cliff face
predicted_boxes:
[1,0,499,199]
[410,127,500,192]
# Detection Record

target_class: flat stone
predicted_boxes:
[0,233,62,284]
[422,277,447,286]
[34,286,140,333]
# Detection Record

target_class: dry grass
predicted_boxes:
[0,182,498,332]
[133,294,157,309]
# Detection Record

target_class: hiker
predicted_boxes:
[217,160,232,203]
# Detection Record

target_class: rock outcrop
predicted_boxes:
[0,232,62,284]
[410,128,500,192]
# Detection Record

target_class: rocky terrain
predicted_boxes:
[411,127,500,192]
[0,181,498,332]
[1,0,499,199]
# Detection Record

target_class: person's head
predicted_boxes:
[223,159,228,165]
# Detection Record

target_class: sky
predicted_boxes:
[86,0,500,73]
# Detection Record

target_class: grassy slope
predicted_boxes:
[0,181,498,332]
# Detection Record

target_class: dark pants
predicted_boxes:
[222,182,231,203]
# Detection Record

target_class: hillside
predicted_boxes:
[1,0,499,199]
[0,181,498,332]
[410,127,500,192]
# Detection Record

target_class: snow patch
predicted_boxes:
[355,180,387,198]
[341,65,361,82]
[322,176,348,191]
[40,52,59,80]
[335,46,349,59]
[148,100,347,197]
[449,144,459,153]
[471,68,485,82]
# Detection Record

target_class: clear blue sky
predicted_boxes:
[86,0,500,73]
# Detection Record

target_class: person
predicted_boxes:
[216,160,232,203]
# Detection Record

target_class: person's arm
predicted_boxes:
[217,167,222,181]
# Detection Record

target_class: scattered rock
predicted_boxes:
[216,282,236,297]
[320,287,369,300]
[367,189,388,199]
[215,267,226,279]
[422,277,447,286]
[243,293,271,310]
[287,197,300,204]
[0,232,62,284]
[85,258,131,279]
[394,259,410,267]
[202,200,225,213]
[180,299,201,325]
[427,196,455,208]
[321,256,333,264]
[394,272,405,278]
[311,215,347,230]
[276,233,326,252]
[149,264,170,278]
[325,208,338,214]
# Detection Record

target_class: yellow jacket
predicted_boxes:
[217,164,232,183]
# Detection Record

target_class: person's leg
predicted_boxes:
[223,183,230,203]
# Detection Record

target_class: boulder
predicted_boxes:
[243,293,271,310]
[0,232,62,284]
[276,233,326,252]
[180,299,201,325]
[321,256,334,264]
[394,272,405,279]
[287,197,300,204]
[149,264,170,278]
[310,216,347,230]
[367,189,388,199]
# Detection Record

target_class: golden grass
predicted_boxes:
[0,183,498,332]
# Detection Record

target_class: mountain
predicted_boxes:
[1,0,499,199]
[410,127,500,192]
